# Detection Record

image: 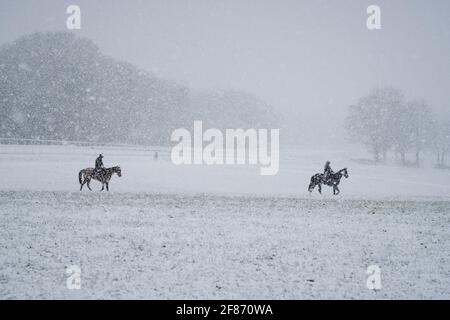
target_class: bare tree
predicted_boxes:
[431,121,450,168]
[346,87,404,162]
[391,103,413,166]
[407,100,434,166]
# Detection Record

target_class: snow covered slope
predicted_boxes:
[0,144,449,299]
[1,191,449,299]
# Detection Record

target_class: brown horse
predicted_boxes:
[79,166,122,191]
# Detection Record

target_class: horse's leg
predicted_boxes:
[100,183,104,191]
[106,182,109,192]
[80,179,84,191]
[334,179,341,195]
[318,184,322,194]
[87,178,92,191]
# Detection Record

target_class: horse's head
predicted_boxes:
[113,166,122,177]
[342,168,349,178]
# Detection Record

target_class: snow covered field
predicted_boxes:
[0,144,449,299]
[1,143,450,198]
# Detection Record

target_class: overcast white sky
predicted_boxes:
[1,0,449,144]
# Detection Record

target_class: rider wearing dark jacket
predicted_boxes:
[94,154,105,177]
[323,160,334,182]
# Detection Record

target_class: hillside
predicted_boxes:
[0,32,278,145]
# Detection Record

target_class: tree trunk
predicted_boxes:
[373,146,380,162]
[400,152,406,166]
[382,150,387,163]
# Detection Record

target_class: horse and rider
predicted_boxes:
[79,154,122,192]
[308,161,349,195]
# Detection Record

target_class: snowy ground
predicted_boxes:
[0,144,449,299]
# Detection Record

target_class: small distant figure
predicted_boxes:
[323,160,334,183]
[94,153,105,179]
[154,151,158,160]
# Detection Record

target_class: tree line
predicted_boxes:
[346,87,450,167]
[0,32,278,146]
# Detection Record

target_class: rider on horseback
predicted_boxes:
[94,154,105,179]
[323,160,334,183]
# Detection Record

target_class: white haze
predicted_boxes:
[1,0,449,145]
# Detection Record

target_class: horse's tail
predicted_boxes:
[308,175,315,192]
[78,170,84,184]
